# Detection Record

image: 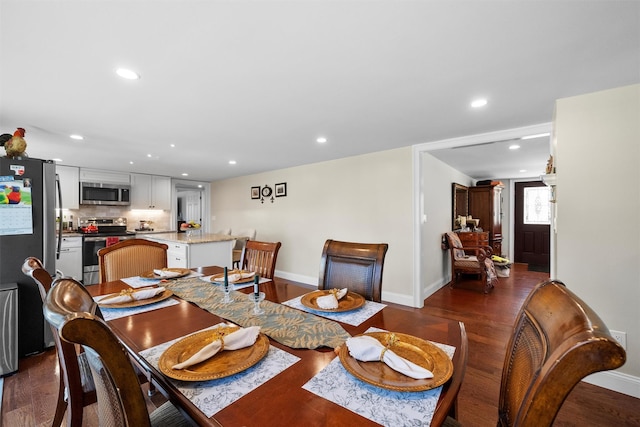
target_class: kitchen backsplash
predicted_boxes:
[63,206,173,232]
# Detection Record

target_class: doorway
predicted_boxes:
[513,181,551,272]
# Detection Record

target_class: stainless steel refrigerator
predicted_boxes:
[0,157,57,364]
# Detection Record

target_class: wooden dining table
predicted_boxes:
[87,266,468,427]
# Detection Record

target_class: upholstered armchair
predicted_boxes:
[444,231,496,293]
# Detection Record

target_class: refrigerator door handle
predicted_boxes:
[56,174,62,260]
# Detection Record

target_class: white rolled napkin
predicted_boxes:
[172,325,261,370]
[153,268,181,278]
[97,287,166,305]
[316,288,348,309]
[346,335,434,379]
[226,271,255,282]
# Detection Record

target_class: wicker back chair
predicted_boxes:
[22,257,96,427]
[498,280,626,426]
[43,277,193,427]
[98,238,168,282]
[318,239,388,302]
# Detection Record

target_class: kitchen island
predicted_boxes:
[139,232,236,269]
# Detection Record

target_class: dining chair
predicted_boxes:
[240,239,281,279]
[42,277,195,427]
[444,280,626,427]
[318,239,389,302]
[98,238,168,282]
[232,228,256,269]
[22,257,97,427]
[444,231,496,293]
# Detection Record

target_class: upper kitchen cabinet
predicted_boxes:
[56,165,80,209]
[130,173,172,210]
[79,168,130,184]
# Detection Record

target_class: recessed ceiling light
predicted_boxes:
[181,173,188,176]
[69,134,84,140]
[509,144,520,150]
[521,133,550,140]
[129,161,134,165]
[228,160,237,165]
[170,144,175,148]
[316,137,327,143]
[116,68,140,80]
[470,98,488,108]
[147,154,152,157]
[52,158,63,162]
[520,169,527,173]
[197,184,203,188]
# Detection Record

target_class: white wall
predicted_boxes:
[420,152,474,296]
[210,147,415,305]
[555,84,640,396]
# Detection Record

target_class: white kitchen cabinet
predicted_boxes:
[130,173,172,210]
[56,165,80,210]
[56,235,83,281]
[144,233,234,269]
[79,168,130,184]
[166,242,189,268]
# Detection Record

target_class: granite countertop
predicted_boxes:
[138,232,236,244]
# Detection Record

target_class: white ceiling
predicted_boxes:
[1,1,638,182]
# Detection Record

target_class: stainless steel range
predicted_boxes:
[78,217,135,285]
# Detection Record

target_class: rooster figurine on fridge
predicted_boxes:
[0,127,28,159]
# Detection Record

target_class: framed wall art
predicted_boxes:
[275,182,287,197]
[251,186,260,199]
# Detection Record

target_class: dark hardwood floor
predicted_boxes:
[2,263,639,426]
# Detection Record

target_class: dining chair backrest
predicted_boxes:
[22,257,97,427]
[497,280,626,427]
[98,238,168,283]
[318,239,389,302]
[241,240,281,279]
[43,277,192,427]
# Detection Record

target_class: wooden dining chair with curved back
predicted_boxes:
[98,238,168,282]
[444,279,626,427]
[240,240,282,279]
[497,280,626,426]
[43,277,195,427]
[22,257,97,427]
[318,239,389,302]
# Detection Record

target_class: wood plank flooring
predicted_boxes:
[2,263,639,426]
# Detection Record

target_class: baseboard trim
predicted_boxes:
[274,270,317,287]
[583,370,640,399]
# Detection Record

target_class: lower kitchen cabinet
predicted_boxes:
[56,235,83,281]
[144,233,235,269]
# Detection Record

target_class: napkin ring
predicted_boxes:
[101,288,136,302]
[380,333,398,360]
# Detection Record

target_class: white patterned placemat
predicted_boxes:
[140,325,300,418]
[122,271,203,288]
[97,298,180,321]
[282,296,386,326]
[302,327,456,427]
[199,274,271,290]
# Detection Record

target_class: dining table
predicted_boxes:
[87,266,468,427]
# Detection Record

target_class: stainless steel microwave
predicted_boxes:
[80,182,131,206]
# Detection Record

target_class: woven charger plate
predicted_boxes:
[339,332,453,392]
[210,270,256,284]
[158,327,269,381]
[140,268,191,279]
[98,289,174,309]
[300,290,365,313]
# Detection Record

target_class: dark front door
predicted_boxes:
[514,181,550,272]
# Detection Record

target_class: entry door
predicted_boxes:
[514,181,550,271]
